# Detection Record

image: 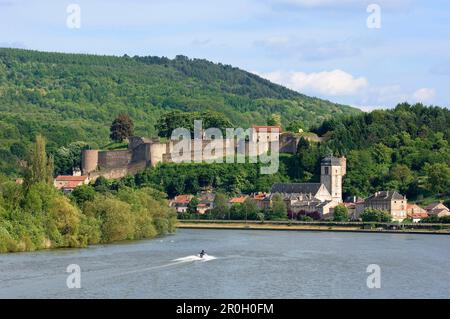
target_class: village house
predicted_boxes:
[169,194,194,213]
[252,192,268,209]
[196,191,215,214]
[343,200,365,220]
[425,203,450,218]
[364,191,407,222]
[406,204,428,222]
[53,175,89,193]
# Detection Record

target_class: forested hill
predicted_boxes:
[0,48,359,174]
[308,103,450,202]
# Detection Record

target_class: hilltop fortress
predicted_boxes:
[81,127,307,180]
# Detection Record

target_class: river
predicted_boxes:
[0,229,449,298]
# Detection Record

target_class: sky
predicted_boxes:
[0,0,449,110]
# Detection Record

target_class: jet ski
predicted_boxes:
[199,250,206,258]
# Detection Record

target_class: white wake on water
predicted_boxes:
[111,254,217,277]
[173,254,217,262]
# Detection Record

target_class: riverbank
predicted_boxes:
[177,220,450,235]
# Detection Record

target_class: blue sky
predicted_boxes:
[1,0,449,110]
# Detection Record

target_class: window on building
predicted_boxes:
[325,167,329,175]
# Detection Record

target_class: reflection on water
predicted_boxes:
[0,229,450,299]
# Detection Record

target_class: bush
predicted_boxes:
[83,196,135,243]
[78,214,101,246]
[361,208,392,222]
[333,205,349,222]
[297,210,321,221]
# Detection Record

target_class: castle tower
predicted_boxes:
[320,156,345,203]
[81,149,99,175]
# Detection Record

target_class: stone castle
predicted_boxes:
[81,128,305,180]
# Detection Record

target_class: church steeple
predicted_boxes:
[320,156,345,203]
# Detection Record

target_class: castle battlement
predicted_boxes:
[81,133,319,180]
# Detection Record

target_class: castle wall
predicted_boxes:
[131,143,149,163]
[82,134,330,180]
[279,133,299,154]
[98,150,132,170]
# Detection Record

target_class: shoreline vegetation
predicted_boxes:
[0,135,177,254]
[177,220,450,235]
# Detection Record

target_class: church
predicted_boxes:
[266,156,346,219]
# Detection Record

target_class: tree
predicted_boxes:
[390,164,413,191]
[268,194,287,220]
[23,134,54,189]
[83,196,135,243]
[295,137,319,181]
[10,142,27,159]
[211,193,229,220]
[424,163,450,196]
[156,110,232,138]
[53,141,89,175]
[187,197,199,215]
[71,185,96,208]
[267,114,281,127]
[333,205,349,222]
[286,120,305,133]
[110,114,134,142]
[93,176,110,193]
[241,198,260,221]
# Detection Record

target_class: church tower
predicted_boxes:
[320,156,346,203]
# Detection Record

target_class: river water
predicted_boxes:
[0,229,449,298]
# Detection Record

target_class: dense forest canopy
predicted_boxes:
[310,103,450,203]
[0,48,359,176]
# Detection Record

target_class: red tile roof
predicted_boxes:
[407,212,428,219]
[229,196,248,204]
[55,175,88,182]
[253,193,267,200]
[173,195,194,204]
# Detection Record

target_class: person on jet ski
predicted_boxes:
[199,250,206,258]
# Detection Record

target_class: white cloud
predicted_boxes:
[257,70,439,109]
[259,69,368,96]
[411,88,436,104]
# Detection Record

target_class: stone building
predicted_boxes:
[169,194,194,213]
[364,191,407,222]
[406,204,428,222]
[266,156,346,219]
[425,203,450,217]
[54,175,90,193]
